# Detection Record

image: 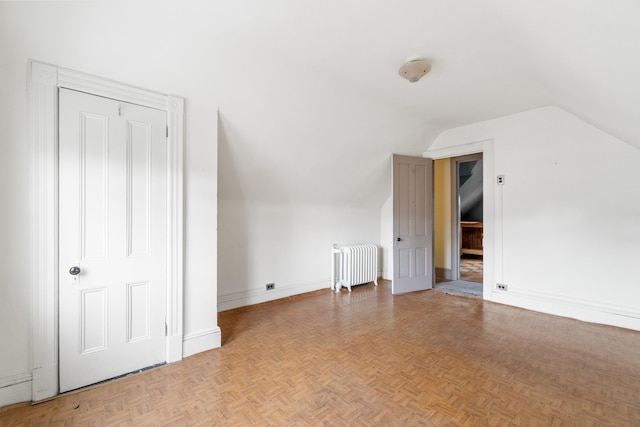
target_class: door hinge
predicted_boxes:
[166,125,169,138]
[165,323,168,336]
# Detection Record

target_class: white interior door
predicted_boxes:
[58,88,167,392]
[392,154,434,294]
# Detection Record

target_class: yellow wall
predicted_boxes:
[434,159,451,270]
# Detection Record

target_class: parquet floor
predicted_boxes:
[3,281,640,425]
[460,257,483,283]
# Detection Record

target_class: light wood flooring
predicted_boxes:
[3,281,640,425]
[459,256,483,283]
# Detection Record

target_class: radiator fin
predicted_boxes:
[331,244,378,292]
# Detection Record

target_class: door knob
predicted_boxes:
[69,266,81,275]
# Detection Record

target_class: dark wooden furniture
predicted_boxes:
[460,221,483,256]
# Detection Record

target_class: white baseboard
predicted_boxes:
[0,332,220,408]
[31,364,57,402]
[489,287,640,331]
[166,334,183,363]
[218,279,329,312]
[0,373,32,407]
[183,327,221,358]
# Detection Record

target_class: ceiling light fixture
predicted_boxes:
[398,58,431,83]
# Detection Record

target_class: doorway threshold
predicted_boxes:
[434,280,482,298]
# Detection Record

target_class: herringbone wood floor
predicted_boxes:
[3,280,640,425]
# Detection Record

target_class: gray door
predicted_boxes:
[392,155,434,294]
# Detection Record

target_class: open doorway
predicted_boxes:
[458,154,483,283]
[433,154,483,297]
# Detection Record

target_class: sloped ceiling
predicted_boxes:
[6,0,640,207]
[210,0,640,206]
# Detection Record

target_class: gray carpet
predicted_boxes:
[434,280,482,298]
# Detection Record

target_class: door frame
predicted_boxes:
[29,61,185,401]
[424,139,494,300]
[449,153,483,282]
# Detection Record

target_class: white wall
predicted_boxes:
[0,42,32,406]
[214,55,431,308]
[427,106,640,330]
[0,4,430,405]
[218,200,381,309]
[380,197,393,280]
[8,0,636,408]
[215,84,399,307]
[0,3,219,405]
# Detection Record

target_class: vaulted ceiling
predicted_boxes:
[5,0,640,207]
[208,0,640,206]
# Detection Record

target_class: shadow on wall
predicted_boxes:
[459,160,483,222]
[217,113,249,307]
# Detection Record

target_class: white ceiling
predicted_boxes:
[5,0,640,206]
[209,0,640,204]
[201,0,640,135]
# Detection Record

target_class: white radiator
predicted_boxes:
[331,244,378,292]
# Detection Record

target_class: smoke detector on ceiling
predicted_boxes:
[398,57,431,83]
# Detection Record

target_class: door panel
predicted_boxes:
[127,122,152,257]
[81,113,109,260]
[392,155,434,294]
[59,88,167,392]
[128,281,151,342]
[81,288,107,353]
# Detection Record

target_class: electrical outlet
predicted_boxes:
[496,283,508,291]
[266,283,275,291]
[497,175,505,185]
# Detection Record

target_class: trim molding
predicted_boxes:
[165,95,185,364]
[0,372,32,389]
[492,287,640,330]
[57,70,168,110]
[0,374,32,407]
[425,139,495,301]
[29,61,185,401]
[183,328,222,358]
[218,279,329,312]
[424,140,487,160]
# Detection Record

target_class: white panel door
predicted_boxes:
[392,155,434,294]
[58,89,167,392]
